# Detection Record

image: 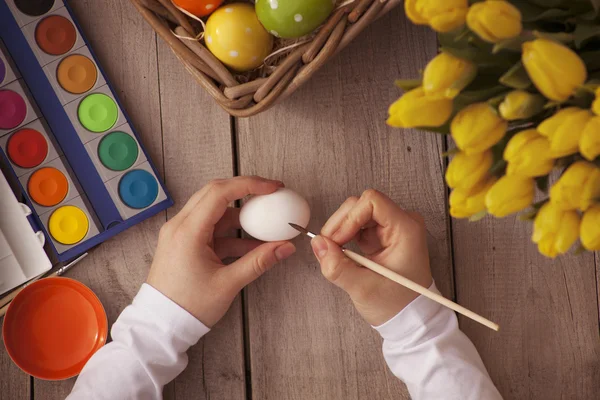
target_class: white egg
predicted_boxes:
[240,188,310,241]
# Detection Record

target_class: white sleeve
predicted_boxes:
[374,283,503,400]
[67,283,210,400]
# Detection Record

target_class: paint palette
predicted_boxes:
[0,0,173,280]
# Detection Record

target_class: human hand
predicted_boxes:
[311,190,432,326]
[147,176,296,327]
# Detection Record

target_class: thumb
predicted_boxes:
[227,241,296,290]
[311,235,368,294]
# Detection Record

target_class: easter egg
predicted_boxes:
[172,0,224,17]
[240,188,311,242]
[205,4,274,72]
[255,0,335,39]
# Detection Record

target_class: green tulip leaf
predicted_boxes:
[535,175,550,192]
[581,82,600,92]
[489,159,508,176]
[528,0,571,7]
[492,37,529,54]
[573,23,600,48]
[487,93,508,108]
[416,123,451,135]
[394,79,422,92]
[514,3,575,22]
[544,100,563,109]
[454,86,509,110]
[441,148,461,157]
[499,62,532,89]
[533,31,575,43]
[518,210,539,221]
[580,50,600,71]
[468,210,488,222]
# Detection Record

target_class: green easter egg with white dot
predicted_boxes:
[256,0,335,39]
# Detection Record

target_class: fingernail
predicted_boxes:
[275,243,296,261]
[311,236,328,259]
[275,180,285,187]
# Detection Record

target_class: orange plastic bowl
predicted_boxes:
[3,277,108,380]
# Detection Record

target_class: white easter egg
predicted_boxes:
[240,188,310,241]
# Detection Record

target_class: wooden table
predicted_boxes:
[3,1,600,399]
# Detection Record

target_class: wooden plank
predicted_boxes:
[33,0,165,398]
[0,348,28,400]
[237,8,447,399]
[452,218,600,398]
[156,39,246,399]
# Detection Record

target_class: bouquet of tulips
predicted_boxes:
[388,0,600,258]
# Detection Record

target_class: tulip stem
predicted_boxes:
[468,210,488,222]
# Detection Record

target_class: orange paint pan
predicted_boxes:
[3,277,108,380]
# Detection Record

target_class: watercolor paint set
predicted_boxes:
[0,0,173,292]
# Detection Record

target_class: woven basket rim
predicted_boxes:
[131,0,402,117]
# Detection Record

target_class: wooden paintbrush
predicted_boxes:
[289,223,499,332]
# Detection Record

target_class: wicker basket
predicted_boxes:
[131,0,402,117]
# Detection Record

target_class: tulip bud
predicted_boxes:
[405,0,468,33]
[485,174,535,217]
[580,116,600,161]
[467,0,522,43]
[445,150,493,190]
[550,161,600,211]
[451,103,507,155]
[498,90,545,121]
[449,178,496,219]
[592,88,600,116]
[537,107,592,158]
[423,52,477,99]
[387,87,453,128]
[503,129,554,177]
[532,202,580,258]
[581,204,600,251]
[522,39,587,102]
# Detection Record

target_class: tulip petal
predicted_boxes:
[580,116,600,161]
[581,205,600,250]
[485,175,534,217]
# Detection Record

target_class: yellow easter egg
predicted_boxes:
[205,3,274,72]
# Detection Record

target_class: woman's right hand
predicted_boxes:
[311,190,433,326]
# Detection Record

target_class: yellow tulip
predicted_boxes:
[449,178,496,218]
[592,87,600,116]
[532,202,580,258]
[451,103,507,154]
[580,116,600,161]
[581,204,600,251]
[423,52,477,99]
[445,150,493,190]
[522,39,587,102]
[405,0,468,33]
[550,161,600,211]
[387,87,453,128]
[504,129,554,177]
[485,174,535,217]
[498,90,545,121]
[537,107,592,158]
[466,0,522,43]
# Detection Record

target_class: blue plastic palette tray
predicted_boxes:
[0,0,173,263]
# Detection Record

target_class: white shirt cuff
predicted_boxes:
[135,283,210,345]
[373,282,443,341]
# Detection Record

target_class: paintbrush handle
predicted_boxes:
[342,249,500,332]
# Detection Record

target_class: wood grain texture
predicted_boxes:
[33,0,165,398]
[156,42,246,399]
[452,218,600,399]
[237,8,448,399]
